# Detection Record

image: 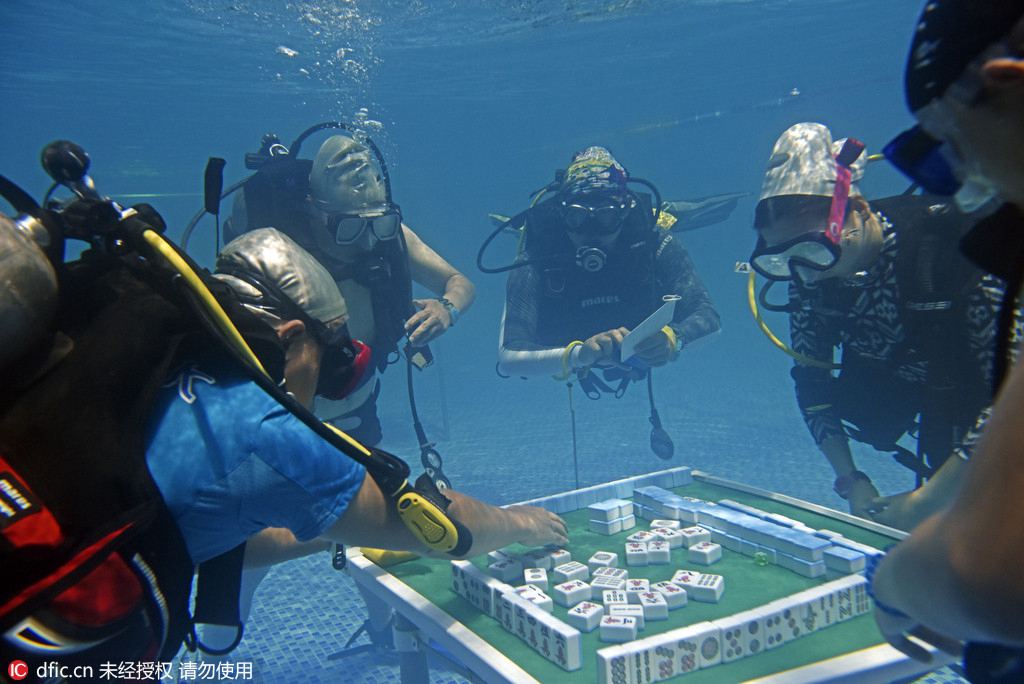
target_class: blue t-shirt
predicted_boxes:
[145,365,366,565]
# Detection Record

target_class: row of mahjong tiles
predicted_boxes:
[404,479,897,683]
[452,558,873,681]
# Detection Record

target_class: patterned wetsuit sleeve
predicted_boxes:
[656,236,721,346]
[788,285,845,445]
[956,273,1017,460]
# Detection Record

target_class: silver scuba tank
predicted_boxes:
[0,212,57,370]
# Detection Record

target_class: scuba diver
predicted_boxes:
[219,125,475,451]
[748,121,1005,528]
[868,1,1024,677]
[486,146,721,464]
[0,142,566,672]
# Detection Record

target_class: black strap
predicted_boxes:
[647,373,674,460]
[190,543,246,656]
[407,356,451,491]
[577,367,634,400]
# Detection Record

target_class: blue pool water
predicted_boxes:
[3,1,961,681]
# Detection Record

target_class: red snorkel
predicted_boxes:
[826,138,866,245]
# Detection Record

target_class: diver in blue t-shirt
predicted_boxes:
[145,228,568,566]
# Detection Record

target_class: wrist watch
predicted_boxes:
[438,297,459,326]
[833,470,871,500]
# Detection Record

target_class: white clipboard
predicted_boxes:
[619,294,681,363]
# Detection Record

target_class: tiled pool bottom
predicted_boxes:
[179,551,469,684]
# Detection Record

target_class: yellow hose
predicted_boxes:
[142,230,268,376]
[746,271,841,370]
[143,229,373,456]
[144,228,468,552]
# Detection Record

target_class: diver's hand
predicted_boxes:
[847,478,881,519]
[633,329,677,367]
[868,491,927,531]
[508,505,569,548]
[874,605,936,663]
[871,555,964,662]
[406,298,451,346]
[578,327,629,367]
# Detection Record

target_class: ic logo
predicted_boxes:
[8,660,28,681]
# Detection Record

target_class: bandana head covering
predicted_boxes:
[562,146,629,200]
[309,135,388,215]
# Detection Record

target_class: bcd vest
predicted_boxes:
[0,252,284,677]
[524,194,665,346]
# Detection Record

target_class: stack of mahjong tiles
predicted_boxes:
[452,558,584,671]
[596,573,873,684]
[588,498,637,535]
[622,523,717,569]
[631,487,877,578]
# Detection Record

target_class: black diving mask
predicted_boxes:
[561,198,632,235]
[327,205,402,245]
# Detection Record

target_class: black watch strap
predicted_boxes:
[833,470,871,500]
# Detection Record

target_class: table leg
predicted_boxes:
[394,613,429,684]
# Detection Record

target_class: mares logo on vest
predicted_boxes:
[580,295,622,309]
[0,471,39,529]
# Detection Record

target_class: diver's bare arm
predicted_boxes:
[871,358,1024,644]
[243,528,330,568]
[324,471,568,559]
[404,224,476,313]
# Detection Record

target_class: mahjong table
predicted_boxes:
[345,467,957,684]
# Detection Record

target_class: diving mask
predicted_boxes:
[750,139,864,281]
[561,197,632,235]
[327,205,402,245]
[314,322,372,401]
[750,232,841,281]
[885,38,1013,211]
[884,125,1001,212]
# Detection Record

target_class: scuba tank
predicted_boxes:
[0,212,57,372]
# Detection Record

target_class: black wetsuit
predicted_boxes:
[501,196,720,369]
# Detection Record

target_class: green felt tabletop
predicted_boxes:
[388,479,898,683]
